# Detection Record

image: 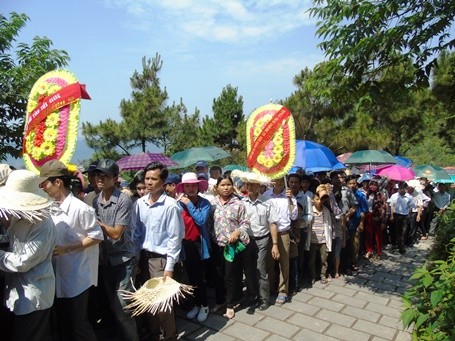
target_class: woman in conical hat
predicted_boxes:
[0,170,57,341]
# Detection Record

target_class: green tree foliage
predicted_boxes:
[81,119,130,160]
[431,50,455,149]
[82,53,171,158]
[310,0,455,91]
[156,101,202,155]
[0,12,69,160]
[202,85,245,152]
[120,53,168,152]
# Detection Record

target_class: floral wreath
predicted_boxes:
[23,70,89,174]
[246,104,296,179]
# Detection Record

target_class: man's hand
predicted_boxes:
[163,270,173,282]
[271,244,280,260]
[53,245,68,256]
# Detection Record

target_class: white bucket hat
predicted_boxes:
[230,169,271,185]
[175,172,208,193]
[0,169,53,221]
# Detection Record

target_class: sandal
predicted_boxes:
[223,308,235,319]
[320,277,328,284]
[275,295,287,305]
[365,252,373,259]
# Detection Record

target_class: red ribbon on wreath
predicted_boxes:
[24,83,91,136]
[247,106,291,168]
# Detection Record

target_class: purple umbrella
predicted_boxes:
[116,153,178,171]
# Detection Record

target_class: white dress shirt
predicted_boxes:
[263,189,298,232]
[51,193,104,298]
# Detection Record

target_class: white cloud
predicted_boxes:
[105,0,315,43]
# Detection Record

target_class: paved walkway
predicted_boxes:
[176,239,432,341]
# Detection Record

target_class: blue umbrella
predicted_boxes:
[395,155,413,168]
[294,140,345,173]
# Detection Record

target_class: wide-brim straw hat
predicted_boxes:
[120,277,193,316]
[0,169,53,221]
[175,172,208,194]
[230,169,271,185]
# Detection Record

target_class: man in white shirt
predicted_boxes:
[242,173,280,311]
[40,160,104,341]
[263,177,297,305]
[0,170,56,341]
[429,183,451,236]
[389,181,415,254]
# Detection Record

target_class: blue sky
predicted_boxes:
[3,0,325,166]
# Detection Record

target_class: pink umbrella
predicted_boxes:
[376,165,415,181]
[117,153,178,171]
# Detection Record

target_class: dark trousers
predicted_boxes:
[55,288,97,341]
[297,229,307,286]
[219,240,259,309]
[182,239,207,307]
[12,308,51,341]
[406,212,419,245]
[144,256,177,341]
[102,258,139,341]
[393,213,409,251]
[309,243,329,281]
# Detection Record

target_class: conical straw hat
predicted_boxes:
[120,277,193,316]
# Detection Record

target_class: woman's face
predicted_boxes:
[136,182,147,197]
[217,178,234,197]
[369,182,378,191]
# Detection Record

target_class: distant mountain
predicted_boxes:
[6,138,161,169]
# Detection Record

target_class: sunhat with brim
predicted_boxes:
[175,172,208,193]
[120,277,193,316]
[230,169,271,185]
[407,179,422,189]
[0,164,12,186]
[0,170,53,221]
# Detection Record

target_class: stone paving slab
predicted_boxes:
[176,239,432,340]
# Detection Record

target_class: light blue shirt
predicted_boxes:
[132,192,184,272]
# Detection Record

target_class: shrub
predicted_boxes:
[401,237,455,340]
[428,203,455,262]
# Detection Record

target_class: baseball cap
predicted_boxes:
[83,160,99,174]
[195,160,208,168]
[197,173,208,180]
[39,160,70,184]
[165,173,181,185]
[94,159,119,176]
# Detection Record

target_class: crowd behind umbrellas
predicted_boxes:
[0,159,454,340]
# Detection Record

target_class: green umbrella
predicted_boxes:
[412,164,451,181]
[170,146,230,169]
[223,164,250,172]
[344,150,397,165]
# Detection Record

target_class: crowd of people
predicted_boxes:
[0,159,453,341]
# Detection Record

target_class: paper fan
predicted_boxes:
[23,69,90,174]
[120,277,193,316]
